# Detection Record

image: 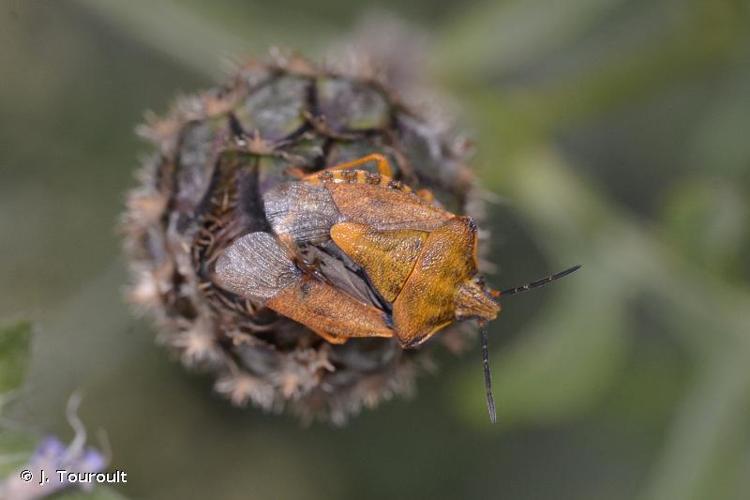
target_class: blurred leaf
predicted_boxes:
[0,321,32,396]
[71,0,335,81]
[602,332,689,429]
[686,66,750,176]
[662,178,749,281]
[483,146,750,350]
[639,347,750,500]
[57,487,129,500]
[437,0,622,78]
[454,0,747,149]
[0,321,66,492]
[0,431,36,477]
[453,272,628,426]
[489,146,750,498]
[71,0,252,79]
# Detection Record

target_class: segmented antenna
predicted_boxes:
[480,322,497,424]
[479,264,581,423]
[496,265,581,298]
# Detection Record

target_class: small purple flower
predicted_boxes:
[0,395,109,500]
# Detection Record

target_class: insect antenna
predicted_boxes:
[478,265,580,422]
[480,321,497,424]
[494,264,581,298]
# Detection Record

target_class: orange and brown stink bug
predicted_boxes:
[212,153,580,422]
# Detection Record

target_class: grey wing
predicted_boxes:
[301,240,387,311]
[212,232,301,301]
[263,182,341,245]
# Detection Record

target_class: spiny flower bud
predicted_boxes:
[122,42,483,424]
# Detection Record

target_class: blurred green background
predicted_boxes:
[2,0,750,499]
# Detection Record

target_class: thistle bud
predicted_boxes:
[122,38,483,424]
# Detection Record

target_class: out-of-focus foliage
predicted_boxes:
[2,0,749,499]
[60,490,128,500]
[0,322,35,477]
[0,322,31,398]
[0,322,125,499]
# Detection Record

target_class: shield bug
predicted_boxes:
[212,153,580,422]
[123,54,577,422]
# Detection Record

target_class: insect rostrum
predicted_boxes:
[122,54,576,424]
